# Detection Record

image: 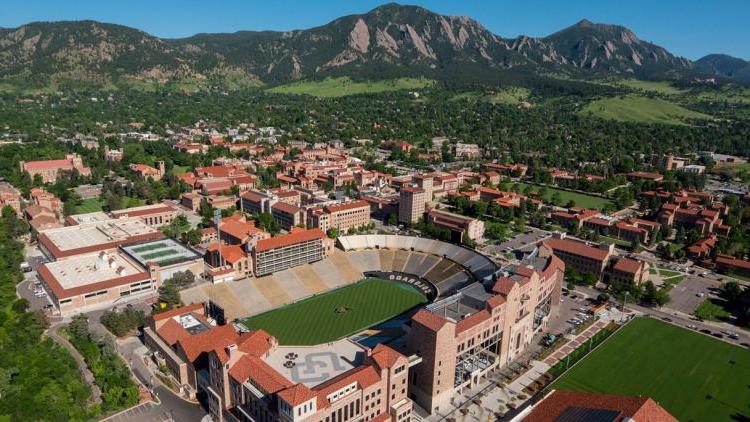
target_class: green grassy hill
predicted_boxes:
[581,95,712,125]
[267,77,433,98]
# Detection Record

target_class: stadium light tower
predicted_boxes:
[214,209,224,267]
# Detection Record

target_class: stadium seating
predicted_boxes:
[337,235,498,297]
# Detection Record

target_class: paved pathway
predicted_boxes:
[47,324,102,406]
[425,315,618,421]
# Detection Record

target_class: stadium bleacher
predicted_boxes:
[337,235,498,297]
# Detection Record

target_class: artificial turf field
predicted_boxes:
[241,278,427,345]
[551,317,750,421]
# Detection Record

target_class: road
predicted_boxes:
[573,285,750,348]
[115,336,207,422]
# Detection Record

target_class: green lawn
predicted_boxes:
[617,79,686,95]
[172,165,192,174]
[72,198,105,213]
[581,95,712,125]
[241,278,427,345]
[695,299,733,322]
[515,183,615,210]
[551,317,750,422]
[488,87,530,105]
[267,77,434,98]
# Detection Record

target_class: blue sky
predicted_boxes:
[2,1,748,60]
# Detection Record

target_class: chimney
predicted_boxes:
[226,343,238,359]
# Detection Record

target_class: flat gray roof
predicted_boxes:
[263,340,366,387]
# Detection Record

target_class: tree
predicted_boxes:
[156,281,181,313]
[183,228,202,246]
[387,213,398,226]
[68,314,91,340]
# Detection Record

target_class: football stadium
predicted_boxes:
[164,234,565,419]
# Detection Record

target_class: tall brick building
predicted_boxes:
[406,246,564,413]
[398,185,426,224]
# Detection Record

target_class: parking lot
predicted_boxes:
[483,228,550,257]
[667,275,723,315]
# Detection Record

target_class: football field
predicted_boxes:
[241,278,427,345]
[551,317,750,421]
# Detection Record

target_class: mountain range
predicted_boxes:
[0,2,747,87]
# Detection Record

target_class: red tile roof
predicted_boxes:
[277,384,318,407]
[545,238,611,262]
[254,228,326,253]
[178,324,238,363]
[207,244,247,264]
[153,303,204,322]
[271,201,303,214]
[220,220,264,241]
[370,344,404,370]
[23,159,75,170]
[455,310,491,334]
[156,318,192,346]
[229,355,293,394]
[323,200,369,214]
[524,390,678,422]
[412,309,450,332]
[612,258,643,274]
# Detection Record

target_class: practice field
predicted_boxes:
[515,183,614,210]
[551,317,750,421]
[241,278,428,345]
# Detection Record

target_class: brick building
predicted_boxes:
[20,154,91,183]
[251,228,332,276]
[323,200,371,233]
[406,247,564,413]
[398,186,426,224]
[426,209,485,242]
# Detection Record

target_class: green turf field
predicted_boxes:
[581,95,711,125]
[267,77,433,97]
[551,317,750,421]
[515,183,615,210]
[241,278,428,345]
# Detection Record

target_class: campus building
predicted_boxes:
[111,202,179,228]
[20,154,92,183]
[0,182,22,216]
[37,237,203,315]
[398,185,426,224]
[251,228,333,276]
[426,209,485,242]
[323,200,371,233]
[544,234,614,278]
[406,245,564,414]
[271,202,306,231]
[37,217,164,260]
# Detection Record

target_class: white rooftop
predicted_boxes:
[263,340,366,387]
[42,217,158,251]
[66,211,111,224]
[44,250,145,290]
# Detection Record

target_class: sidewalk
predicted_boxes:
[430,315,618,421]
